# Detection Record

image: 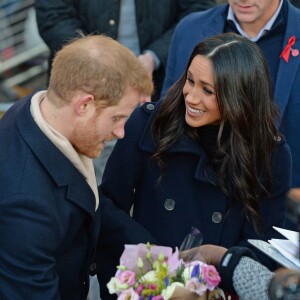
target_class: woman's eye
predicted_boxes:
[203,87,214,95]
[186,77,194,85]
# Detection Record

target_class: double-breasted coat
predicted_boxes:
[98,102,292,297]
[0,95,157,299]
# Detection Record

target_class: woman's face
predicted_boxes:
[183,55,221,128]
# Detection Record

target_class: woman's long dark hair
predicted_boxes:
[152,33,280,229]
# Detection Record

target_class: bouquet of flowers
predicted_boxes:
[107,242,225,300]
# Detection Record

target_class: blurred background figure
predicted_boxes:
[35,0,216,102]
[0,0,48,117]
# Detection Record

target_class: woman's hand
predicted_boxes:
[180,244,227,266]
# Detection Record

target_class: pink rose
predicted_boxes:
[202,265,221,290]
[117,270,136,286]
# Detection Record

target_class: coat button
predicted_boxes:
[164,198,175,211]
[212,212,222,223]
[90,263,97,271]
[274,135,282,142]
[146,103,155,111]
[109,19,116,26]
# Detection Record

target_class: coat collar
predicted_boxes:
[202,2,300,121]
[16,96,96,217]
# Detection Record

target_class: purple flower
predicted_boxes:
[191,264,200,278]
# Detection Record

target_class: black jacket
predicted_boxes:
[35,0,216,100]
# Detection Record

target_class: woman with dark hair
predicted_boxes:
[98,33,292,294]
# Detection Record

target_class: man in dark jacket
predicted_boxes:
[0,35,157,300]
[35,0,216,102]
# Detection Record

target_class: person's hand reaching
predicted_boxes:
[180,244,227,266]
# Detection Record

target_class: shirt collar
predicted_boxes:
[227,0,283,42]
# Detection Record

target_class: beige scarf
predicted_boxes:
[30,91,99,210]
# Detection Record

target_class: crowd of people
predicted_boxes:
[1,1,300,299]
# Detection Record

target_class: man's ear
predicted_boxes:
[74,94,95,115]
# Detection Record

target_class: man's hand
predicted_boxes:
[138,52,155,75]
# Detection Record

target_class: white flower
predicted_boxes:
[140,270,157,283]
[161,282,184,300]
[107,277,129,294]
[182,265,194,282]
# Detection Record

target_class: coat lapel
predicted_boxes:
[16,97,96,217]
[200,4,228,39]
[274,4,300,118]
[138,104,217,184]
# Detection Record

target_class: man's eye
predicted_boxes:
[113,116,121,122]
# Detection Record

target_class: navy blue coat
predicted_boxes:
[161,1,300,186]
[100,103,291,275]
[0,95,157,299]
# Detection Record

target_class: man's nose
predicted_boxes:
[113,126,125,139]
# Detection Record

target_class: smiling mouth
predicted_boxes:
[187,104,206,116]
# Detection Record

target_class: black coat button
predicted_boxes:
[212,212,222,223]
[274,135,282,142]
[164,199,175,211]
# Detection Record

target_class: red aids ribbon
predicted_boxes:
[280,36,296,63]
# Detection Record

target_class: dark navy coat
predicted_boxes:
[161,1,300,186]
[0,95,157,299]
[100,102,291,276]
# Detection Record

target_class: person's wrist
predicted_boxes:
[218,247,258,293]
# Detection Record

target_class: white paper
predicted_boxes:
[248,226,300,271]
[248,239,300,271]
[273,226,299,247]
[268,239,300,268]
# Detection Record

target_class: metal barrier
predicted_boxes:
[0,0,49,113]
